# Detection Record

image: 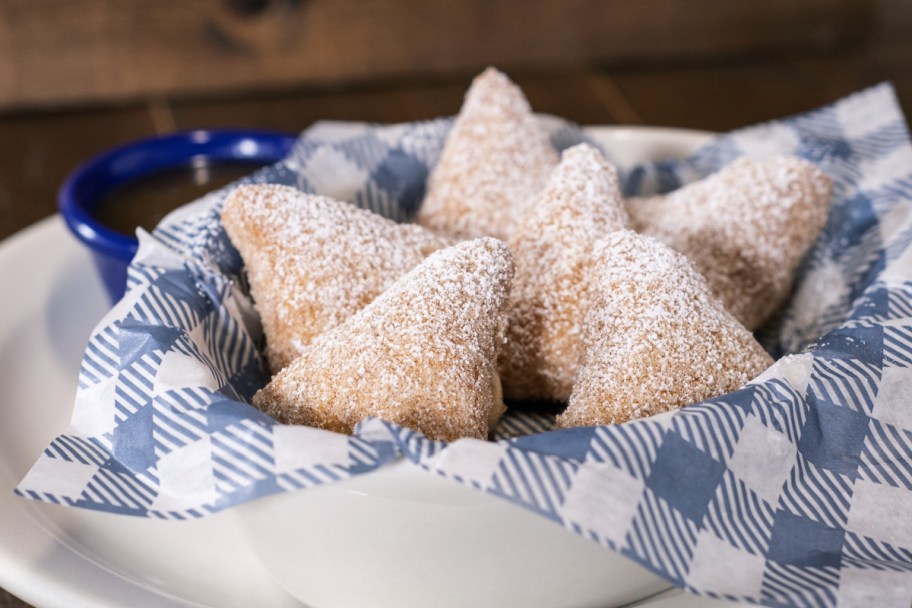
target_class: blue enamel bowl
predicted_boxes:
[58,129,297,302]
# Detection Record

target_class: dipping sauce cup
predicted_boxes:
[58,129,296,302]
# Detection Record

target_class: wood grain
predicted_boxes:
[0,591,26,608]
[0,105,157,241]
[0,590,27,608]
[0,0,872,110]
[167,70,620,132]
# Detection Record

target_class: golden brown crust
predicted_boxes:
[415,67,559,241]
[627,156,832,329]
[220,184,450,374]
[557,231,773,428]
[499,143,628,401]
[253,238,514,442]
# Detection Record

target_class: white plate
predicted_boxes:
[0,216,303,608]
[0,127,730,608]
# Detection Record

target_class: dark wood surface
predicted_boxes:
[0,0,871,110]
[3,58,911,247]
[2,8,911,607]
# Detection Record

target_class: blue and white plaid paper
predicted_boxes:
[17,84,912,607]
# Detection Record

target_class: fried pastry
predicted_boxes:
[253,238,514,442]
[499,143,628,401]
[415,67,559,241]
[557,230,773,428]
[221,184,450,374]
[627,156,832,329]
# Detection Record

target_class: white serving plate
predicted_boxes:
[0,127,738,608]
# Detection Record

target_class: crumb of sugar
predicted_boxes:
[253,238,514,442]
[415,67,559,241]
[220,184,451,374]
[627,156,832,329]
[557,230,773,428]
[499,143,628,401]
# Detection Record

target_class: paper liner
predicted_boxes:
[17,87,912,607]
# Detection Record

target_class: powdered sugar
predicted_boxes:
[557,230,773,428]
[253,238,514,441]
[627,156,832,329]
[221,184,450,373]
[222,82,827,437]
[415,67,559,241]
[499,143,628,401]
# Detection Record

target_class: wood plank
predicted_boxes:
[0,104,157,240]
[0,0,872,110]
[603,44,912,132]
[601,61,854,131]
[603,0,912,131]
[0,590,28,608]
[168,70,619,132]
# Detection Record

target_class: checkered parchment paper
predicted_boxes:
[17,84,912,607]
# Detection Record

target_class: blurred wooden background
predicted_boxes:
[0,0,881,110]
[2,1,912,606]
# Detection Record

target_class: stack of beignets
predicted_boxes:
[221,67,833,439]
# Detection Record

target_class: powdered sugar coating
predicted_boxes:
[253,238,514,442]
[499,143,628,401]
[221,184,450,374]
[627,156,832,329]
[557,231,773,428]
[415,67,559,241]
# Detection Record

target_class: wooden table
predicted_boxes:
[2,21,911,607]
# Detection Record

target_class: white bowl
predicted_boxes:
[235,127,714,608]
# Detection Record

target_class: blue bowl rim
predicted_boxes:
[58,128,298,263]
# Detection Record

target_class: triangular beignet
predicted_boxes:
[500,143,628,401]
[415,67,559,241]
[627,156,832,329]
[253,238,514,442]
[558,230,773,428]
